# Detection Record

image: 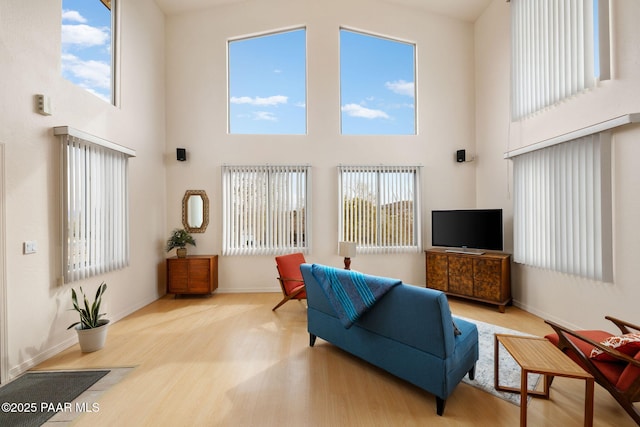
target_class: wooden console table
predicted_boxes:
[167,255,218,296]
[425,248,511,312]
[494,334,594,427]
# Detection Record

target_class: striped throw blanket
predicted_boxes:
[311,264,401,328]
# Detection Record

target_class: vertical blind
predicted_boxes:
[511,0,604,119]
[512,133,612,281]
[338,165,421,254]
[62,134,130,283]
[222,165,310,255]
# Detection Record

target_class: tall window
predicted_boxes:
[511,0,610,119]
[61,0,116,104]
[222,165,310,255]
[512,133,612,281]
[340,29,416,135]
[57,127,134,283]
[338,166,422,253]
[228,28,307,134]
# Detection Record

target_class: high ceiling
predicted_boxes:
[154,0,493,22]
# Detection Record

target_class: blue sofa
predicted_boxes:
[301,263,479,415]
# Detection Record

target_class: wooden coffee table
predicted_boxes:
[494,334,594,427]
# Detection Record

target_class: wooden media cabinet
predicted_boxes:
[425,248,511,312]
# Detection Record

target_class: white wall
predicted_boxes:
[0,0,167,378]
[164,0,478,291]
[475,0,640,330]
[6,0,632,379]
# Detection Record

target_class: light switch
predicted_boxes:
[23,241,37,254]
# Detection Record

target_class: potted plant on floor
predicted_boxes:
[67,282,109,353]
[166,228,196,258]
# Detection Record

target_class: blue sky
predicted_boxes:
[229,29,307,134]
[593,0,601,78]
[340,29,415,135]
[61,0,112,103]
[228,28,415,135]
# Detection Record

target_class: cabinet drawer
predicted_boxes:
[167,260,189,292]
[426,252,449,291]
[188,259,211,292]
[473,258,503,301]
[448,256,474,296]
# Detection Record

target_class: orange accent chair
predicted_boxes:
[272,253,307,311]
[545,316,640,425]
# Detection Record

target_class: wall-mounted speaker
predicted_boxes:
[456,149,466,163]
[176,148,187,161]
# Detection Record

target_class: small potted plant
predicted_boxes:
[166,228,196,258]
[67,282,109,353]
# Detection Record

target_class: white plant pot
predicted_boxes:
[75,320,110,353]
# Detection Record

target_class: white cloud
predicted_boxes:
[61,24,110,47]
[253,111,278,121]
[388,102,415,110]
[385,80,415,97]
[342,103,390,119]
[62,10,87,23]
[230,95,288,106]
[62,53,111,90]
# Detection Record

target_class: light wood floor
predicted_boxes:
[34,293,636,426]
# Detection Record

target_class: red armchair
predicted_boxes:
[545,316,640,425]
[272,253,307,311]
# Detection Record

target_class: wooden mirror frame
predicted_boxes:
[182,190,209,233]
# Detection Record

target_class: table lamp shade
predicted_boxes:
[338,241,357,258]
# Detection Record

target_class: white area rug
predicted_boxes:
[459,317,541,406]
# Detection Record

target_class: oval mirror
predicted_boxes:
[182,190,209,233]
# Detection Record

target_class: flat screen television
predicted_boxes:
[431,209,503,252]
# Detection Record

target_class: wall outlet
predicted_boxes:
[23,241,37,254]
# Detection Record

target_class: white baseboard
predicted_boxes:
[109,294,163,323]
[7,293,161,381]
[512,299,583,331]
[215,288,280,294]
[8,336,77,380]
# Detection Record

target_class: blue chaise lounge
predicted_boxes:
[301,263,479,416]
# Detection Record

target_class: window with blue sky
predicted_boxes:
[61,0,114,104]
[228,28,307,135]
[340,29,416,135]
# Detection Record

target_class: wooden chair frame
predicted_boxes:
[272,274,305,311]
[545,316,640,425]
